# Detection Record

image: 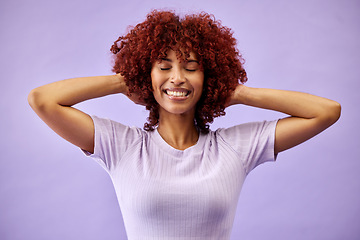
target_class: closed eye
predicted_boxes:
[160,67,171,71]
[185,61,199,72]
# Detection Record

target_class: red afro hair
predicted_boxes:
[110,10,247,133]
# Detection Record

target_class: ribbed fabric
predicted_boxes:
[84,116,277,240]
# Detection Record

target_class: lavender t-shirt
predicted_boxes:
[85,116,278,240]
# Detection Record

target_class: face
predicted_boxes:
[151,49,204,117]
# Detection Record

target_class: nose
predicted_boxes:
[170,68,185,85]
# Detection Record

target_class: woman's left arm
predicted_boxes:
[227,85,341,154]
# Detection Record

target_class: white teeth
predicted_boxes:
[166,90,188,97]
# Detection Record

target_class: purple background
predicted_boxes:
[1,0,359,239]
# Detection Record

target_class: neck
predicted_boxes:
[157,109,199,150]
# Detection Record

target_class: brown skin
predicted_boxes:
[28,74,126,153]
[227,85,341,154]
[151,50,204,150]
[28,64,341,154]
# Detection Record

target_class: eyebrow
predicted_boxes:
[160,58,172,62]
[160,58,199,63]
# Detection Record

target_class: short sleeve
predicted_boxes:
[217,120,278,174]
[82,115,142,173]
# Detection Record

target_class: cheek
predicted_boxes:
[150,72,155,89]
[150,67,160,87]
[195,75,205,94]
[151,70,166,88]
[150,76,162,102]
[151,74,160,92]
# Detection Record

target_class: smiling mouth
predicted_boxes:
[164,89,191,97]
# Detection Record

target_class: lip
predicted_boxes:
[162,87,192,100]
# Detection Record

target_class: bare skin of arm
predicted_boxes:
[28,74,128,154]
[227,85,341,154]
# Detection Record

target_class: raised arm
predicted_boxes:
[28,74,127,153]
[227,85,341,154]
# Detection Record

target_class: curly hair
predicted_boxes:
[110,10,247,133]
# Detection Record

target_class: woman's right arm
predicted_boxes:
[28,74,127,154]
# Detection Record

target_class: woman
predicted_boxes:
[28,10,341,240]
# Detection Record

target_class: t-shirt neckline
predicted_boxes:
[151,128,206,157]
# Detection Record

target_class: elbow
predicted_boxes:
[28,88,41,110]
[322,100,341,127]
[28,88,49,112]
[330,101,341,123]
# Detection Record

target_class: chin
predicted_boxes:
[160,105,196,116]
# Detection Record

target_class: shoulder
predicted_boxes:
[212,120,278,173]
[91,115,145,145]
[214,120,278,142]
[92,115,143,133]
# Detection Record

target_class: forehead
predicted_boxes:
[163,49,198,60]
